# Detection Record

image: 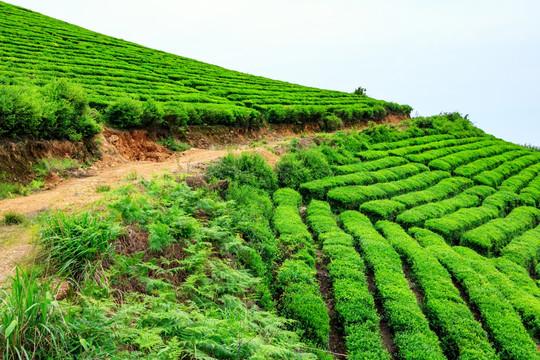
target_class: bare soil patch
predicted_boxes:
[315,249,347,359]
[366,269,397,359]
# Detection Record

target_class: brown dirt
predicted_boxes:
[366,269,397,359]
[315,249,347,359]
[401,263,424,307]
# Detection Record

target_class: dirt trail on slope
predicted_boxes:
[0,146,276,282]
[0,115,408,283]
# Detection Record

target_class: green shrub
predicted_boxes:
[141,99,164,127]
[377,221,497,359]
[206,152,278,191]
[40,80,101,141]
[275,148,332,189]
[320,113,343,131]
[157,136,190,152]
[105,97,144,128]
[341,211,445,359]
[500,225,540,271]
[0,85,42,138]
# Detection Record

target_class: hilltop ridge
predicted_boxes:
[0,1,410,135]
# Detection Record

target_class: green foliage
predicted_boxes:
[328,170,450,211]
[39,211,122,279]
[319,113,343,131]
[341,211,445,359]
[396,187,491,228]
[500,225,540,271]
[275,148,332,190]
[207,152,278,191]
[0,1,412,134]
[273,188,303,208]
[306,201,390,359]
[377,222,498,359]
[412,228,540,360]
[0,81,101,140]
[360,199,406,222]
[156,136,190,152]
[460,206,540,256]
[0,266,70,360]
[105,97,144,128]
[141,99,164,127]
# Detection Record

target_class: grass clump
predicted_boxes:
[3,212,24,226]
[39,212,122,280]
[157,136,190,152]
[95,185,111,193]
[0,266,70,360]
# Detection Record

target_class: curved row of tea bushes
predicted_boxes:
[328,171,450,211]
[388,137,484,157]
[453,150,531,178]
[498,162,540,193]
[356,150,389,161]
[370,134,455,151]
[424,191,527,245]
[306,201,390,359]
[411,228,540,360]
[391,177,473,208]
[500,225,540,271]
[376,221,498,360]
[333,156,408,175]
[340,211,445,360]
[474,155,540,188]
[454,247,540,336]
[272,188,330,347]
[360,199,407,222]
[299,163,427,201]
[395,186,495,228]
[429,144,519,172]
[492,257,540,300]
[520,173,540,206]
[405,139,498,164]
[460,206,540,256]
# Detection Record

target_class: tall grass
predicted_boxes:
[0,266,69,359]
[39,212,122,280]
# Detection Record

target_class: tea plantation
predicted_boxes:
[1,1,540,359]
[0,1,410,140]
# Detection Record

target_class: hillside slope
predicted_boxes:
[0,1,410,131]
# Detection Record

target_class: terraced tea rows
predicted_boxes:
[0,1,410,131]
[277,132,540,359]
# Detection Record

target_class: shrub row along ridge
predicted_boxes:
[300,162,428,202]
[272,188,330,348]
[328,170,450,211]
[460,206,540,256]
[410,228,540,360]
[376,221,497,360]
[423,190,527,245]
[306,200,390,359]
[453,247,540,337]
[395,185,495,228]
[340,211,445,359]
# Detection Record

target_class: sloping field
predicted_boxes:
[296,127,540,359]
[0,1,410,132]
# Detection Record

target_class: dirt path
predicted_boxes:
[0,146,277,282]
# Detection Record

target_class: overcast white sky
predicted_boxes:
[7,0,540,145]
